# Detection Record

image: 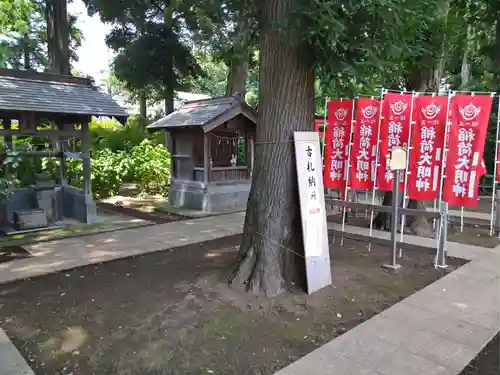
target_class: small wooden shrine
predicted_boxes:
[0,68,128,233]
[147,94,256,213]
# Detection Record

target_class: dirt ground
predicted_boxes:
[0,235,465,375]
[0,245,30,264]
[459,334,500,375]
[329,213,500,248]
[97,201,187,224]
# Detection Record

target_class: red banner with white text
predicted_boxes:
[323,99,353,189]
[349,97,380,190]
[376,93,413,191]
[443,94,492,207]
[407,95,448,200]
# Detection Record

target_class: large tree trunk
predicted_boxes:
[46,0,70,75]
[460,25,473,87]
[22,36,31,70]
[225,58,248,97]
[230,0,315,296]
[163,2,175,146]
[139,93,147,119]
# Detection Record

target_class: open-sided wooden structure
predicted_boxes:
[0,68,128,232]
[147,94,256,213]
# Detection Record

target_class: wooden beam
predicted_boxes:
[0,129,81,137]
[0,151,62,157]
[203,134,209,184]
[0,67,92,86]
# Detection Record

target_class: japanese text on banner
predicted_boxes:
[376,93,412,191]
[443,94,492,207]
[350,97,380,190]
[323,99,353,189]
[407,96,447,200]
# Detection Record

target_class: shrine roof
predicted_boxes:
[0,68,128,122]
[147,94,257,132]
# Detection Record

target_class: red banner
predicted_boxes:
[443,94,492,207]
[314,119,325,141]
[407,95,448,200]
[349,97,380,190]
[323,99,353,189]
[376,93,413,191]
[497,144,500,183]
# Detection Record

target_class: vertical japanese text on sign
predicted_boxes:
[376,93,413,191]
[350,97,380,190]
[303,141,322,257]
[407,95,448,200]
[323,99,353,189]
[305,143,321,213]
[443,94,493,207]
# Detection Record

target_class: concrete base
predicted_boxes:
[381,263,402,272]
[168,179,250,213]
[0,185,96,228]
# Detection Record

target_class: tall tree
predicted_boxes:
[0,0,81,72]
[230,0,314,295]
[231,0,452,296]
[46,0,70,74]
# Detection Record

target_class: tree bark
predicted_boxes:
[46,0,70,75]
[225,57,248,97]
[139,93,147,119]
[22,36,31,70]
[230,0,315,296]
[460,25,472,87]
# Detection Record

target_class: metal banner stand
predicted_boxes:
[490,94,500,235]
[368,88,386,251]
[340,98,357,246]
[399,91,417,257]
[382,147,406,271]
[436,91,454,246]
[435,201,448,268]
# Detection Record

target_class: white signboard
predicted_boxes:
[294,131,332,294]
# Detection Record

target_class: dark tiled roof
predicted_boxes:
[147,96,251,130]
[0,75,129,118]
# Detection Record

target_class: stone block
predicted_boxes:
[12,208,47,230]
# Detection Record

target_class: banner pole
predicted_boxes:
[399,91,416,257]
[368,87,386,251]
[489,94,500,235]
[436,91,453,245]
[322,97,330,206]
[460,207,464,232]
[437,92,453,207]
[340,98,357,246]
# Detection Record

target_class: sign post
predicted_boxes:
[294,131,332,294]
[383,147,406,271]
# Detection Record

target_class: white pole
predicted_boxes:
[489,94,500,235]
[460,207,464,232]
[321,98,328,161]
[341,98,357,246]
[368,88,386,251]
[399,91,417,256]
[365,189,368,218]
[322,98,329,203]
[436,91,453,245]
[437,92,454,208]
